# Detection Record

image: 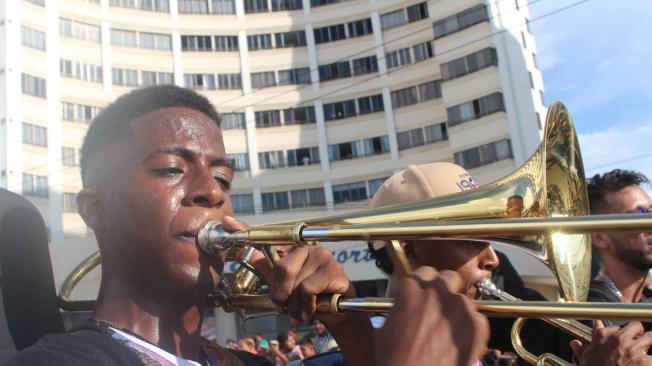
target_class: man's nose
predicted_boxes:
[186,169,225,208]
[480,245,500,271]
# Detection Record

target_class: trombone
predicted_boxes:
[58,102,652,366]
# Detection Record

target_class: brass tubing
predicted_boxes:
[298,214,652,243]
[226,294,652,321]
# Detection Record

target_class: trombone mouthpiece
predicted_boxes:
[477,279,519,302]
[197,220,244,255]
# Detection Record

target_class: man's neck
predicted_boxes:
[93,280,205,362]
[601,259,649,303]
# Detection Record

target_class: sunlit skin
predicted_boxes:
[77,107,239,360]
[592,185,652,303]
[406,240,500,300]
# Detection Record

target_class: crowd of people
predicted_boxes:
[224,320,339,366]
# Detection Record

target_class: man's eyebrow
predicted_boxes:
[146,147,194,161]
[210,158,233,170]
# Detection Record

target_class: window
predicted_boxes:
[178,0,208,13]
[454,139,513,169]
[232,194,254,214]
[352,56,378,76]
[258,150,285,169]
[291,188,325,208]
[262,192,289,211]
[59,18,101,42]
[217,73,242,90]
[62,102,100,123]
[212,0,235,13]
[21,26,45,50]
[347,18,373,38]
[23,174,48,198]
[184,74,216,90]
[424,123,448,143]
[275,30,306,48]
[21,73,46,98]
[397,128,425,150]
[319,61,351,82]
[323,100,356,121]
[62,147,78,166]
[433,5,488,39]
[310,0,343,7]
[111,29,138,47]
[251,71,276,88]
[283,106,316,125]
[111,0,170,12]
[271,0,302,11]
[112,68,139,86]
[287,147,320,166]
[22,122,47,147]
[447,92,505,126]
[255,110,282,128]
[314,24,346,44]
[247,34,273,50]
[227,153,250,171]
[362,135,390,156]
[418,80,442,101]
[357,94,384,115]
[386,47,412,69]
[63,192,77,212]
[141,71,173,85]
[441,47,497,80]
[329,140,362,161]
[413,41,433,62]
[380,9,406,30]
[221,113,245,130]
[406,2,428,23]
[367,177,387,197]
[215,35,238,51]
[278,68,311,85]
[139,32,172,50]
[181,35,213,51]
[26,0,45,6]
[391,86,418,109]
[244,0,268,13]
[59,59,103,82]
[333,181,366,204]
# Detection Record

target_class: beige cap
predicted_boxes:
[370,162,479,249]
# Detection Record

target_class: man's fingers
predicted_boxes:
[221,215,249,231]
[621,321,645,339]
[593,320,605,329]
[569,339,584,360]
[633,330,652,351]
[270,246,310,305]
[247,249,274,283]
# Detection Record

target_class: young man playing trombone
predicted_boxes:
[7,85,489,366]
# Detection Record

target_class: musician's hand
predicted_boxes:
[571,321,652,366]
[376,267,489,366]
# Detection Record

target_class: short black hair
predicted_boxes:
[80,85,221,186]
[587,169,649,213]
[368,243,394,275]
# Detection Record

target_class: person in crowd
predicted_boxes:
[227,338,240,351]
[6,85,490,366]
[299,336,316,359]
[271,331,302,366]
[239,338,258,355]
[255,333,270,355]
[310,319,338,354]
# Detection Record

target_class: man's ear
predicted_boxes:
[591,233,609,250]
[76,188,104,230]
[403,240,419,269]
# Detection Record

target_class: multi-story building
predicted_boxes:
[1,0,548,340]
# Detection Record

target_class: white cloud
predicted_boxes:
[578,123,652,183]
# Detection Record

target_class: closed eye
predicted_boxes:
[152,167,184,176]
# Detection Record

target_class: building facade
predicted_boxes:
[1,0,548,341]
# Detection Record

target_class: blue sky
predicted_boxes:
[528,0,652,181]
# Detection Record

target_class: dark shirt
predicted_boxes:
[7,320,272,366]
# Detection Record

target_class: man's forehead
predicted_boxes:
[606,185,652,211]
